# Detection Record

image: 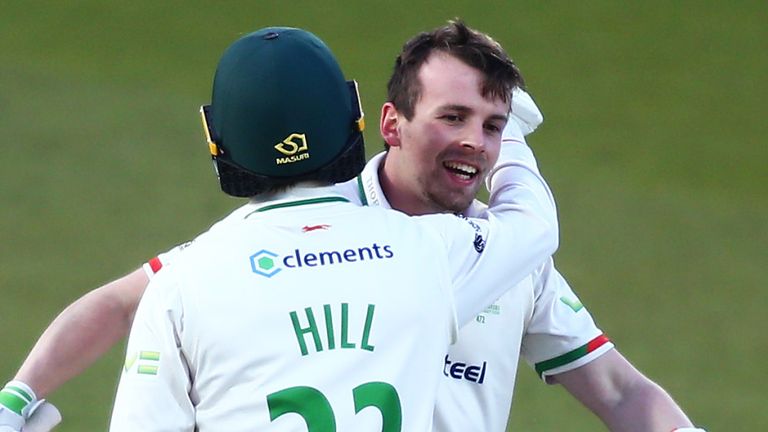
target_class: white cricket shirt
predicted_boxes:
[354,145,612,432]
[112,149,558,431]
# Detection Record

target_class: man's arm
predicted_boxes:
[443,142,559,325]
[554,349,698,431]
[109,268,194,431]
[14,268,148,398]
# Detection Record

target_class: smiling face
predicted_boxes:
[380,53,509,215]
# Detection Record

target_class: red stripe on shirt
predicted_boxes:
[587,334,610,352]
[148,257,163,274]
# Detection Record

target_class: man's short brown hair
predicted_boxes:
[387,19,524,120]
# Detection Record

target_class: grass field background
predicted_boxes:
[1,1,765,430]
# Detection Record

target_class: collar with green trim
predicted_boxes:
[355,151,483,217]
[244,184,351,218]
[356,152,391,209]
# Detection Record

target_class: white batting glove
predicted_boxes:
[509,87,543,136]
[22,401,61,432]
[0,413,22,431]
[0,381,37,431]
[501,87,544,162]
[496,87,546,176]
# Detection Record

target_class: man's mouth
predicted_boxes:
[443,161,480,181]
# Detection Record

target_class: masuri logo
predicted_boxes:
[274,133,310,165]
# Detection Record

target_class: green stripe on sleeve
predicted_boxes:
[534,334,610,378]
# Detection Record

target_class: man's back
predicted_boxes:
[111,191,460,431]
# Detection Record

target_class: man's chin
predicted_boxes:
[432,194,475,214]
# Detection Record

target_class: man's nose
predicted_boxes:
[459,123,486,152]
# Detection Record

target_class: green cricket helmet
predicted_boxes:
[200,27,366,197]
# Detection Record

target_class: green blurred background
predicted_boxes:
[1,1,765,430]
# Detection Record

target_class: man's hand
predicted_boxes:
[0,381,36,431]
[509,87,543,136]
[23,402,61,432]
[0,381,60,432]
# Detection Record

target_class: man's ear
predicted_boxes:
[380,102,402,148]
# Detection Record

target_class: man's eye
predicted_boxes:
[441,115,461,122]
[484,123,501,133]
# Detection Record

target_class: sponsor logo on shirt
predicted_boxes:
[443,355,487,384]
[250,243,395,278]
[559,296,584,312]
[177,241,194,251]
[475,303,501,324]
[455,214,486,253]
[364,174,381,206]
[302,224,331,232]
[123,350,161,375]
